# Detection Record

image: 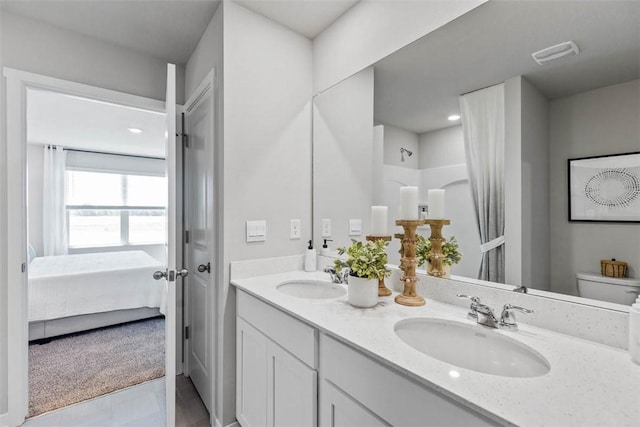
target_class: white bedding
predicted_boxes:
[28,250,166,322]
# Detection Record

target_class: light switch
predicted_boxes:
[322,219,331,237]
[246,220,266,242]
[349,219,362,236]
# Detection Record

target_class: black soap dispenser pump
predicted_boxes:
[320,239,332,256]
[304,240,317,272]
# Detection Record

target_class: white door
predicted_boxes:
[184,72,215,412]
[268,341,317,427]
[159,62,180,427]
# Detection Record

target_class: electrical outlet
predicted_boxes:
[322,219,331,237]
[290,219,301,239]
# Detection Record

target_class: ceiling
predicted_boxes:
[374,0,640,134]
[0,0,220,64]
[27,88,166,158]
[1,0,358,65]
[235,0,359,39]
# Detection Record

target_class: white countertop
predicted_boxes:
[232,270,640,427]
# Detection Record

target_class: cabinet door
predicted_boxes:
[267,341,317,427]
[319,380,390,427]
[237,318,268,427]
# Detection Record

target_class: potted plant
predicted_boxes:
[334,239,391,307]
[416,235,462,278]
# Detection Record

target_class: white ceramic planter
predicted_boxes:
[348,275,378,308]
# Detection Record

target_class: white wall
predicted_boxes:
[382,124,419,169]
[504,76,524,287]
[314,67,374,251]
[418,125,465,169]
[185,4,222,100]
[0,12,185,103]
[0,11,185,418]
[220,3,313,425]
[520,78,550,291]
[312,0,486,92]
[504,76,551,290]
[549,79,640,296]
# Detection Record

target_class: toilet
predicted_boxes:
[577,272,640,305]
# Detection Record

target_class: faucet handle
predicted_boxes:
[457,294,481,320]
[500,304,533,331]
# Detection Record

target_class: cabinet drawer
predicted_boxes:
[320,335,498,426]
[237,290,318,368]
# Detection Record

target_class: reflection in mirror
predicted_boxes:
[313,0,640,306]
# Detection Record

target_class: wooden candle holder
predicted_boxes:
[394,220,425,307]
[423,219,451,278]
[365,235,392,296]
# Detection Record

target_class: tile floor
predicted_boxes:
[22,376,209,427]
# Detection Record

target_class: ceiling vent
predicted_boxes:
[531,41,580,65]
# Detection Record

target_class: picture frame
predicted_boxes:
[568,152,640,223]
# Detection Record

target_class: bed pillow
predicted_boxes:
[27,244,37,263]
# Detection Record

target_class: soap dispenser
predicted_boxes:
[304,240,317,272]
[630,296,640,365]
[320,239,332,256]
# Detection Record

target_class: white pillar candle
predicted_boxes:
[371,206,388,236]
[399,186,419,220]
[428,189,446,218]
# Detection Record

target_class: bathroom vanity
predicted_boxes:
[232,267,640,427]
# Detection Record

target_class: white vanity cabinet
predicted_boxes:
[319,335,499,427]
[236,291,318,427]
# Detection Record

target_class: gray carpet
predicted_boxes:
[29,317,165,417]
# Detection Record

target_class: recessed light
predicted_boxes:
[128,127,143,134]
[448,370,461,379]
[448,115,461,121]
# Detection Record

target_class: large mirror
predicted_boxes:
[313,0,640,306]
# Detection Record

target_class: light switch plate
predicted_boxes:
[290,219,301,239]
[349,219,362,236]
[322,219,331,237]
[246,220,266,242]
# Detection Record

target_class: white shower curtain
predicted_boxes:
[43,145,68,256]
[460,84,505,283]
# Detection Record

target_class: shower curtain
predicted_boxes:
[43,145,68,256]
[460,84,505,283]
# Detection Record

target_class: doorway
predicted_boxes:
[4,67,181,427]
[25,87,169,417]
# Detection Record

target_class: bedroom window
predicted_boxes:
[66,170,167,248]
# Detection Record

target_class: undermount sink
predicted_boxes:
[277,280,346,299]
[394,318,550,378]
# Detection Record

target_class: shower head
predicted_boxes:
[400,147,413,162]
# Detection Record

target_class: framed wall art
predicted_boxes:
[568,152,640,222]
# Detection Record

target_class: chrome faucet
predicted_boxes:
[457,294,533,330]
[324,267,349,284]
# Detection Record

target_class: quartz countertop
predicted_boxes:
[231,270,640,426]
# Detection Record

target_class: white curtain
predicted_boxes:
[460,84,505,283]
[43,145,68,256]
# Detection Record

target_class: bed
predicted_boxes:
[28,250,166,340]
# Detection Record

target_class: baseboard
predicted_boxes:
[0,411,7,427]
[214,417,239,427]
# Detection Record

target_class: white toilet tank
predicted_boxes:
[577,272,640,305]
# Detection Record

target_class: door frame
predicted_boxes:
[3,68,175,426]
[182,69,217,417]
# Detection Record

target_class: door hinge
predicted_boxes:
[182,133,189,148]
[185,230,190,244]
[21,262,26,273]
[185,326,190,340]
